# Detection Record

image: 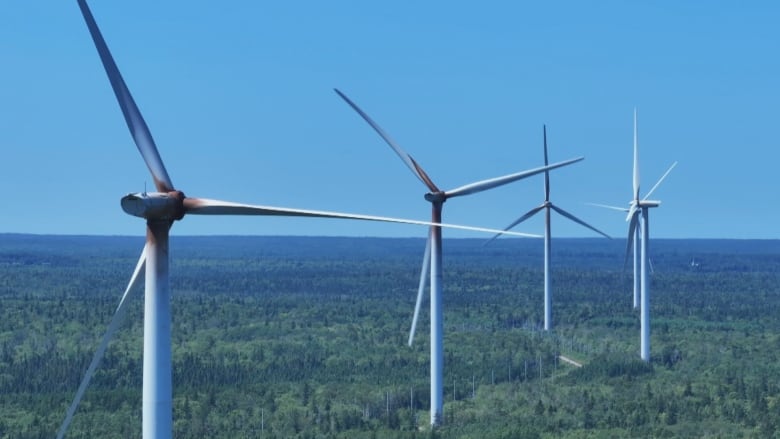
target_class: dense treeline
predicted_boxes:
[0,234,779,438]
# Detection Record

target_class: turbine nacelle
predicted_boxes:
[424,192,447,203]
[121,191,186,221]
[639,200,660,208]
[630,200,661,209]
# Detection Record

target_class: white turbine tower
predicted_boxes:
[598,109,676,362]
[58,3,541,438]
[335,89,583,426]
[490,125,610,331]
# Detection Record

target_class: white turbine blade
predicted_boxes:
[444,157,584,199]
[642,161,677,201]
[57,246,147,439]
[183,197,542,237]
[409,232,432,346]
[587,202,628,212]
[633,108,640,201]
[485,204,545,245]
[334,88,440,192]
[77,0,174,192]
[625,204,638,222]
[543,125,550,202]
[624,212,639,270]
[550,204,611,239]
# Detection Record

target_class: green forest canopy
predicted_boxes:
[0,234,779,438]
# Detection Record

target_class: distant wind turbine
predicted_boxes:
[489,125,610,331]
[335,89,583,426]
[589,198,640,308]
[594,109,676,362]
[58,3,540,438]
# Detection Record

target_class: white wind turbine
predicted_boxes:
[58,2,539,438]
[335,89,583,426]
[489,125,610,331]
[595,109,676,362]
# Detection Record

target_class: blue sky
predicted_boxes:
[1,1,778,239]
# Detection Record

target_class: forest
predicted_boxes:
[1,234,779,438]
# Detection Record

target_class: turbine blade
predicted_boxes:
[334,89,440,192]
[642,161,677,201]
[77,0,174,192]
[183,197,542,237]
[409,232,432,346]
[624,212,639,270]
[445,157,584,199]
[56,246,146,439]
[587,202,629,212]
[625,204,638,222]
[543,125,550,202]
[485,204,545,245]
[633,108,640,201]
[550,204,611,239]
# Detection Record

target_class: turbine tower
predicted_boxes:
[59,3,539,438]
[490,125,609,331]
[624,109,676,362]
[335,89,583,426]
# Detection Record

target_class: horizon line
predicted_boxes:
[0,232,777,241]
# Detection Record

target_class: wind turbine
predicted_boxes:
[489,125,609,331]
[334,89,583,426]
[59,2,539,438]
[598,109,676,362]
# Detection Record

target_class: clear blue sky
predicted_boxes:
[1,1,777,239]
